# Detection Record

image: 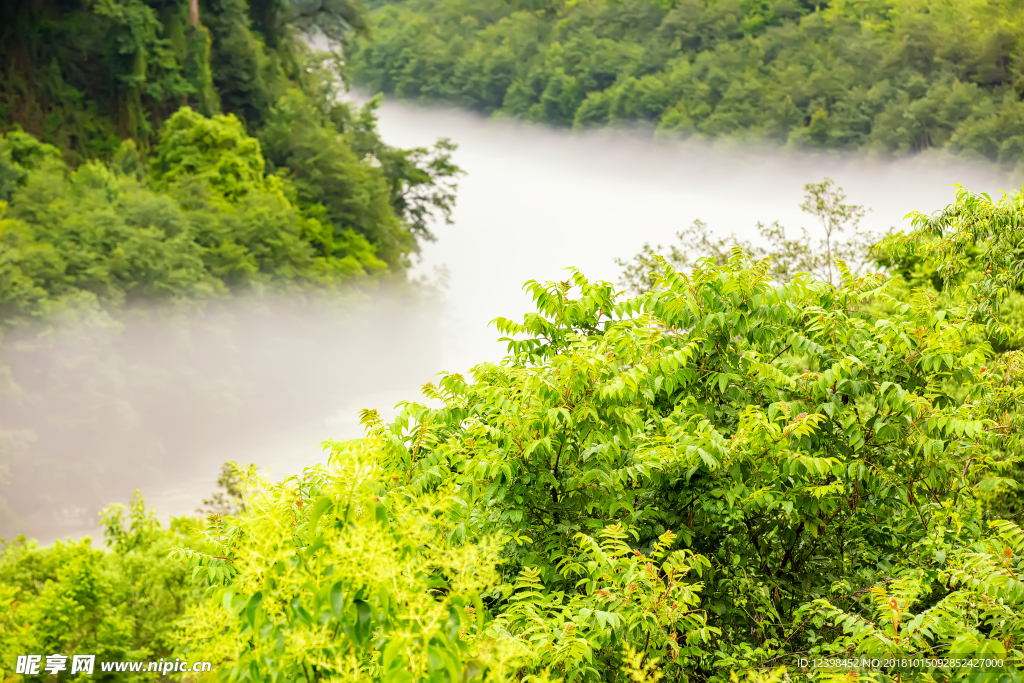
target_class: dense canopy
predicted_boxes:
[350,0,1024,169]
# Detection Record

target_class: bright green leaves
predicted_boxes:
[897,186,1024,294]
[152,107,266,201]
[350,248,1011,679]
[178,447,508,683]
[0,493,198,682]
[491,526,715,680]
[810,519,1024,670]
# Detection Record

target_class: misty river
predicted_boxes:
[10,95,1018,543]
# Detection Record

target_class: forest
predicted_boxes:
[3,0,1024,682]
[0,0,459,534]
[349,0,1024,169]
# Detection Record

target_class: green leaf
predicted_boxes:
[330,581,346,621]
[307,496,333,535]
[354,599,372,644]
[244,591,263,626]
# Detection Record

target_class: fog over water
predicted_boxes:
[373,97,1019,371]
[7,95,1018,543]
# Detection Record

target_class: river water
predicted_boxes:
[14,96,1018,542]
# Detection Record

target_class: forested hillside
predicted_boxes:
[6,2,1024,681]
[0,0,459,537]
[350,0,1024,168]
[1,0,459,278]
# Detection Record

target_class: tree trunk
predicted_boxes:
[189,0,200,27]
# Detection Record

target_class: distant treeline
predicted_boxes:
[350,0,1024,168]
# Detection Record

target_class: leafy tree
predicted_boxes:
[882,184,1024,526]
[1,0,462,272]
[797,179,869,287]
[256,89,442,265]
[0,492,200,682]
[176,203,1024,679]
[151,107,268,200]
[174,446,517,682]
[0,117,390,329]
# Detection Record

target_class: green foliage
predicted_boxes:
[258,90,412,264]
[175,441,719,681]
[0,492,199,682]
[0,85,459,320]
[350,0,1024,167]
[0,100,457,322]
[178,214,1024,680]
[891,185,1024,308]
[305,238,1010,678]
[10,176,1024,681]
[0,121,388,327]
[175,447,515,682]
[880,184,1024,526]
[8,3,1024,668]
[0,0,340,157]
[488,526,715,678]
[809,518,1024,675]
[152,107,267,200]
[0,0,217,160]
[1,0,462,272]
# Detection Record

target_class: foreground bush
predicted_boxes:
[177,179,1024,679]
[0,494,199,682]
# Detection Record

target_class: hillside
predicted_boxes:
[350,0,1024,168]
[5,3,1024,681]
[0,0,463,540]
[0,0,460,280]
